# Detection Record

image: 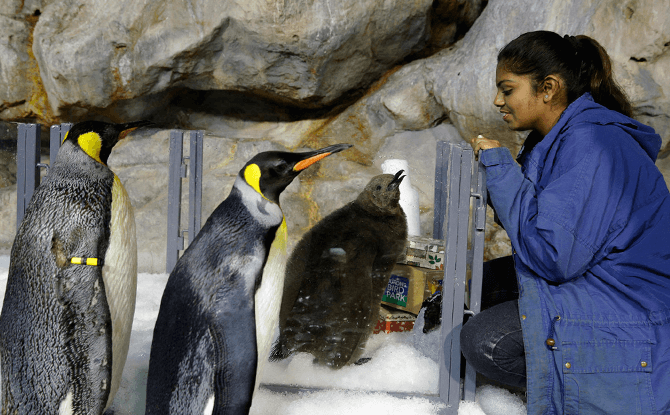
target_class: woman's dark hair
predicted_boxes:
[498,31,633,117]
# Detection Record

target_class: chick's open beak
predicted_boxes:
[387,169,405,190]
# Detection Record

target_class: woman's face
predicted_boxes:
[494,65,545,132]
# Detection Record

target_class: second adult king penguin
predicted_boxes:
[146,143,351,415]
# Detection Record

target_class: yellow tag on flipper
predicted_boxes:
[70,257,103,266]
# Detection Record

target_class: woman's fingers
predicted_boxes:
[471,134,501,156]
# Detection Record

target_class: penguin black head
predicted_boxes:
[63,120,154,165]
[241,143,352,204]
[356,170,405,215]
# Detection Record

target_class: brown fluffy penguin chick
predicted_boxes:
[271,171,408,368]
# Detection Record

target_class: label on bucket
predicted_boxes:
[382,274,409,306]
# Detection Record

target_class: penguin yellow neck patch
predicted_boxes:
[244,164,266,199]
[78,132,103,163]
[276,218,288,250]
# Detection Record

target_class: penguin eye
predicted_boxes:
[376,185,382,191]
[273,160,289,174]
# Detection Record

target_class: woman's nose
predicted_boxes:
[493,91,504,108]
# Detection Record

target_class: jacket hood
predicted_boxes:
[567,93,662,162]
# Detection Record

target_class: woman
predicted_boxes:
[462,30,670,414]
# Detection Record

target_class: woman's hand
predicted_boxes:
[471,135,501,159]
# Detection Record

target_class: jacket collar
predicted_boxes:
[518,93,661,169]
[517,93,595,170]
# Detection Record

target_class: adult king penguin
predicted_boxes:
[0,120,150,414]
[145,143,352,415]
[271,171,408,368]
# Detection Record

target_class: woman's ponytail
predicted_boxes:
[573,35,633,117]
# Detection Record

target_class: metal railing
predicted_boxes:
[13,124,204,274]
[15,128,485,413]
[15,123,72,231]
[261,141,487,414]
[433,141,486,410]
[166,130,204,273]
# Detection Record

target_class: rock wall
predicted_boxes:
[1,0,668,272]
[2,0,483,120]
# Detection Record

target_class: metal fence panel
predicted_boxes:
[166,130,204,274]
[259,141,487,415]
[188,130,203,247]
[13,129,486,410]
[463,155,487,401]
[13,124,202,276]
[49,123,72,163]
[16,124,40,231]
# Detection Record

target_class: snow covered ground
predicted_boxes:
[0,256,526,415]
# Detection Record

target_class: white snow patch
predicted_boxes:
[475,385,526,415]
[0,256,526,415]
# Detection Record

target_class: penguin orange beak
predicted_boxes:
[293,143,353,172]
[119,128,138,141]
[118,120,155,140]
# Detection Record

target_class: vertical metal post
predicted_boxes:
[166,130,204,274]
[433,141,450,240]
[16,123,41,231]
[448,146,473,407]
[438,144,463,414]
[188,130,203,246]
[463,157,487,401]
[167,131,186,274]
[16,125,28,230]
[50,123,72,163]
[435,142,486,413]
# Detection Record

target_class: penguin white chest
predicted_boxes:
[254,219,288,389]
[101,175,137,408]
[235,176,288,391]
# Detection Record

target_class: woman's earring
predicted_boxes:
[545,95,549,100]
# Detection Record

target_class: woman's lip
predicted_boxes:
[501,113,510,121]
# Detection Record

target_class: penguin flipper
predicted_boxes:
[285,247,383,368]
[269,336,289,361]
[321,327,367,369]
[56,262,114,414]
[168,328,217,415]
[209,305,258,415]
[1,231,113,413]
[146,284,216,414]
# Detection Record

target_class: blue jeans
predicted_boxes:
[460,256,526,389]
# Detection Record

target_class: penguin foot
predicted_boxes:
[354,357,372,365]
[421,291,443,333]
[269,340,289,361]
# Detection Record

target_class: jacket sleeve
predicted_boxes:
[479,140,602,283]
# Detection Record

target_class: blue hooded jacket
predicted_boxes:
[480,93,670,414]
